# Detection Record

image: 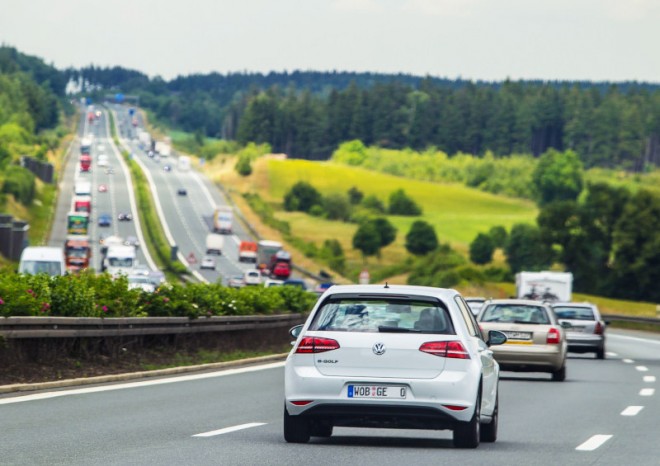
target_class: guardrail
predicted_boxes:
[0,314,304,339]
[602,314,660,325]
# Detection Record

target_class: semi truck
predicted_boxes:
[515,271,573,302]
[155,141,171,157]
[103,245,137,277]
[73,195,91,213]
[74,181,92,196]
[64,235,91,272]
[67,212,90,235]
[269,250,292,279]
[205,233,225,255]
[79,153,92,172]
[80,137,92,154]
[257,240,282,274]
[213,206,233,234]
[238,241,258,263]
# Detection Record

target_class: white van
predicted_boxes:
[103,245,137,277]
[74,181,92,196]
[19,247,66,276]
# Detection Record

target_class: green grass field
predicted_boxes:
[266,159,537,259]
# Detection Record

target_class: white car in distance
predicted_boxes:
[284,284,507,448]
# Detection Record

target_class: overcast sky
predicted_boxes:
[1,0,659,83]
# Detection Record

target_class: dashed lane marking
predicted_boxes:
[640,388,655,396]
[621,406,644,416]
[622,359,634,364]
[193,422,266,438]
[576,435,613,451]
[643,376,656,383]
[636,366,649,372]
[606,352,618,357]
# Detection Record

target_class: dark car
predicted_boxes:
[117,213,133,221]
[163,165,172,172]
[98,213,112,227]
[283,278,307,290]
[177,188,187,196]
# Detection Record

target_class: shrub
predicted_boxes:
[2,165,35,205]
[405,220,438,255]
[388,189,422,216]
[284,181,322,213]
[323,193,352,221]
[361,194,386,213]
[470,233,495,265]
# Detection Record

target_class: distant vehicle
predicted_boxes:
[515,271,573,302]
[97,154,109,167]
[465,297,486,316]
[103,245,137,277]
[105,167,115,175]
[272,261,292,280]
[238,241,258,263]
[551,302,607,359]
[138,130,151,149]
[263,278,284,288]
[283,278,307,290]
[257,240,282,273]
[132,264,151,276]
[98,184,108,193]
[244,269,262,286]
[200,255,217,271]
[178,155,191,171]
[74,181,92,196]
[19,247,66,276]
[477,299,568,381]
[205,233,224,255]
[73,195,91,213]
[80,137,92,154]
[155,141,171,157]
[227,275,245,288]
[79,154,92,172]
[98,213,112,227]
[163,165,172,172]
[213,206,233,234]
[67,212,90,235]
[64,235,91,272]
[314,282,334,295]
[124,235,140,248]
[177,188,187,196]
[117,213,132,221]
[127,274,156,293]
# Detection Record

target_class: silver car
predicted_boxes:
[284,284,507,448]
[478,299,569,381]
[551,302,607,359]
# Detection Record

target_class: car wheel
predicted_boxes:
[453,393,480,448]
[480,393,498,443]
[552,365,567,382]
[283,406,310,443]
[596,347,605,360]
[310,422,333,438]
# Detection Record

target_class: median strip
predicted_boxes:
[576,435,613,451]
[193,422,266,438]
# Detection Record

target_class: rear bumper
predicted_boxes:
[493,344,565,371]
[566,335,604,352]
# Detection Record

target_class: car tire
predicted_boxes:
[453,393,480,448]
[310,422,333,438]
[551,365,567,382]
[596,347,605,360]
[480,394,498,443]
[283,406,310,443]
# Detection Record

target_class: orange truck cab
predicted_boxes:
[238,241,258,263]
[64,235,91,271]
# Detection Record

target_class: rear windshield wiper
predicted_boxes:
[378,326,420,333]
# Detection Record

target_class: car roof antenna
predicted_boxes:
[384,282,389,288]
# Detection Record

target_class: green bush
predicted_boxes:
[2,165,35,205]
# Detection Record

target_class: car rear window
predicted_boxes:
[308,298,455,334]
[552,306,595,321]
[480,304,550,324]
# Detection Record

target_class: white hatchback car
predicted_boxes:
[284,284,507,448]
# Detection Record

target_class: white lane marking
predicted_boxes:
[621,406,644,416]
[576,435,613,451]
[622,359,634,364]
[193,422,266,438]
[606,352,618,357]
[643,376,656,383]
[609,334,660,345]
[0,362,284,405]
[636,366,649,372]
[640,388,655,396]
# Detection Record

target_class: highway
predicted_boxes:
[49,106,153,271]
[1,329,659,465]
[111,105,258,285]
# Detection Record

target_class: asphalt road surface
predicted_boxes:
[1,329,659,465]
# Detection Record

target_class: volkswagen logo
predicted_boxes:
[372,342,386,355]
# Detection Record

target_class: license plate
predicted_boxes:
[347,385,406,399]
[504,331,532,340]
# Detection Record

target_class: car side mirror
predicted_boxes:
[560,321,573,329]
[289,324,303,339]
[487,330,507,347]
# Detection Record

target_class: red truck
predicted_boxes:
[269,250,292,279]
[64,235,91,272]
[73,195,91,214]
[80,154,92,172]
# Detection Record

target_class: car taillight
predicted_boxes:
[594,322,603,335]
[295,336,340,354]
[547,327,561,344]
[419,341,470,359]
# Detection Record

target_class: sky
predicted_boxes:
[1,0,659,83]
